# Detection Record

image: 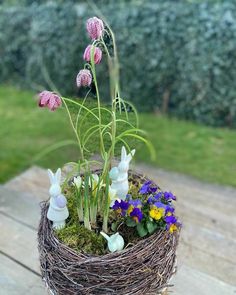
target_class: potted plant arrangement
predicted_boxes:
[37,16,181,295]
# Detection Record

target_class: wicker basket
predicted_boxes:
[38,171,179,295]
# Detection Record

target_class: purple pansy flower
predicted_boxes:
[166,206,175,215]
[154,201,167,210]
[112,200,129,216]
[164,215,177,224]
[130,207,143,223]
[139,180,158,194]
[154,201,175,215]
[147,196,155,204]
[128,199,142,207]
[165,215,181,233]
[163,191,176,201]
[147,192,162,204]
[154,192,162,200]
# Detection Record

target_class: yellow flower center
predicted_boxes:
[169,224,178,233]
[149,207,165,220]
[132,216,139,223]
[127,205,134,215]
[117,208,122,214]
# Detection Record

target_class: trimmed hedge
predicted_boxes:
[1,1,236,127]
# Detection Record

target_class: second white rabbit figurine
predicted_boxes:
[47,168,69,229]
[109,146,135,201]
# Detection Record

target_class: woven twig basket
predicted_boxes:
[38,171,179,295]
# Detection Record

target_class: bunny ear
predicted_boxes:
[47,169,55,184]
[131,149,136,157]
[126,149,136,162]
[121,146,127,161]
[55,168,61,183]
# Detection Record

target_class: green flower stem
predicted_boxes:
[61,97,84,161]
[90,176,102,225]
[83,174,91,230]
[102,174,110,233]
[90,46,106,160]
[75,88,91,130]
[76,187,84,222]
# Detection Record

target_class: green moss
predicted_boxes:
[56,223,107,255]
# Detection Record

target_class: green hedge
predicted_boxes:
[1,1,236,127]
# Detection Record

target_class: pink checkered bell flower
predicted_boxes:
[76,69,92,88]
[83,45,102,64]
[38,90,62,111]
[86,17,104,40]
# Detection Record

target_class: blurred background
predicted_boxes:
[1,0,236,187]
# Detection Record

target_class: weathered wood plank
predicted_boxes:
[0,253,45,295]
[4,166,49,201]
[180,222,236,264]
[137,164,236,214]
[176,202,236,239]
[0,187,41,229]
[172,265,236,295]
[177,239,236,286]
[0,214,40,273]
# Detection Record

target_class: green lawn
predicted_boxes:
[0,85,236,186]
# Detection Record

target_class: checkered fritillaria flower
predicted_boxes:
[86,17,104,40]
[38,91,62,111]
[83,45,102,64]
[76,69,92,88]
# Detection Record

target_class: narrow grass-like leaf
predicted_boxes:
[117,133,156,160]
[63,97,99,121]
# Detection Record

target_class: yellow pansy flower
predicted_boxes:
[149,207,165,220]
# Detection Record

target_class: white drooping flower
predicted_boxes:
[73,176,82,189]
[109,186,118,207]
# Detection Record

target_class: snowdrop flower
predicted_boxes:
[73,176,82,189]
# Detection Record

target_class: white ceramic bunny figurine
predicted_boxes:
[109,146,135,200]
[47,168,69,229]
[100,232,124,252]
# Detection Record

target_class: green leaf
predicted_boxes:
[126,217,137,227]
[146,221,158,234]
[137,223,148,237]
